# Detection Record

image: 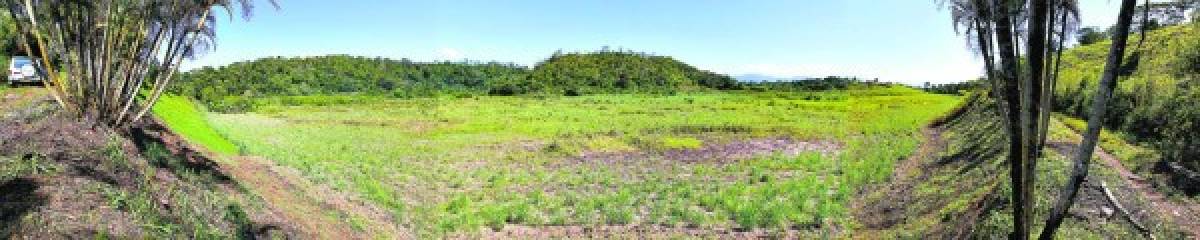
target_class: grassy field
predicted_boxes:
[195,86,960,237]
[152,95,240,155]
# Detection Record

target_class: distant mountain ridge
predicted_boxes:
[734,74,813,82]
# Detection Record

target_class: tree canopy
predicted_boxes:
[171,50,742,111]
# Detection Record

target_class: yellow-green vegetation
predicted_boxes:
[659,136,703,150]
[196,86,960,237]
[1056,115,1159,172]
[151,95,240,155]
[1054,22,1200,174]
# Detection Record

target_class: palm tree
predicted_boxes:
[944,0,1000,99]
[943,1,1090,238]
[988,1,1033,238]
[2,0,277,127]
[1038,0,1081,150]
[1040,0,1140,238]
[1019,2,1052,238]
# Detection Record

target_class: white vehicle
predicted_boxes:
[7,56,44,87]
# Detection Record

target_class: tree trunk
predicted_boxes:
[1038,0,1060,151]
[992,0,1029,238]
[1040,2,1070,150]
[1039,0,1138,238]
[974,18,999,98]
[1023,0,1050,235]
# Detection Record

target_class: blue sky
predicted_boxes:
[185,0,1130,85]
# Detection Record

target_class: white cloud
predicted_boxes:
[436,47,464,60]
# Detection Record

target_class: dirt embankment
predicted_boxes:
[854,95,1194,239]
[131,107,412,239]
[0,100,292,238]
[0,92,408,239]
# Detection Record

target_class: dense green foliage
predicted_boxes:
[1054,23,1200,174]
[171,51,739,112]
[171,55,528,111]
[739,76,887,92]
[922,79,982,95]
[0,11,12,81]
[502,51,738,95]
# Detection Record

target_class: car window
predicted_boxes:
[11,57,33,68]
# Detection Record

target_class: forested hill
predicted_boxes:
[497,51,738,95]
[171,55,529,101]
[1053,23,1200,177]
[170,51,739,108]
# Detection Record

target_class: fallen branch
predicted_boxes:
[1100,181,1155,240]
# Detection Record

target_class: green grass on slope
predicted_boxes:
[1055,115,1159,172]
[152,95,239,155]
[859,96,1182,239]
[1054,23,1200,175]
[206,86,962,237]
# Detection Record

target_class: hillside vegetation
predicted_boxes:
[1053,22,1200,180]
[508,51,738,95]
[857,95,1187,239]
[171,51,738,112]
[171,55,528,112]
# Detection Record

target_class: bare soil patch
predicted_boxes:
[564,137,841,167]
[469,224,808,239]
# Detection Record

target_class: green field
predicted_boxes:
[194,86,960,236]
[152,95,241,155]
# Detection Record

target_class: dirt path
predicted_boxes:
[1047,140,1200,238]
[0,87,47,114]
[221,156,411,239]
[852,126,960,232]
[136,117,411,239]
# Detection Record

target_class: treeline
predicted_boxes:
[1077,0,1199,45]
[739,76,895,91]
[492,50,738,95]
[170,55,528,110]
[170,50,739,110]
[923,79,983,95]
[1055,23,1200,178]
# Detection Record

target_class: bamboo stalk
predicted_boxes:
[130,8,212,124]
[15,0,70,111]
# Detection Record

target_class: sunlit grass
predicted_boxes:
[1055,114,1160,172]
[152,95,240,155]
[202,87,961,237]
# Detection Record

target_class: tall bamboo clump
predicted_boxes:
[940,0,1148,239]
[2,0,275,127]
